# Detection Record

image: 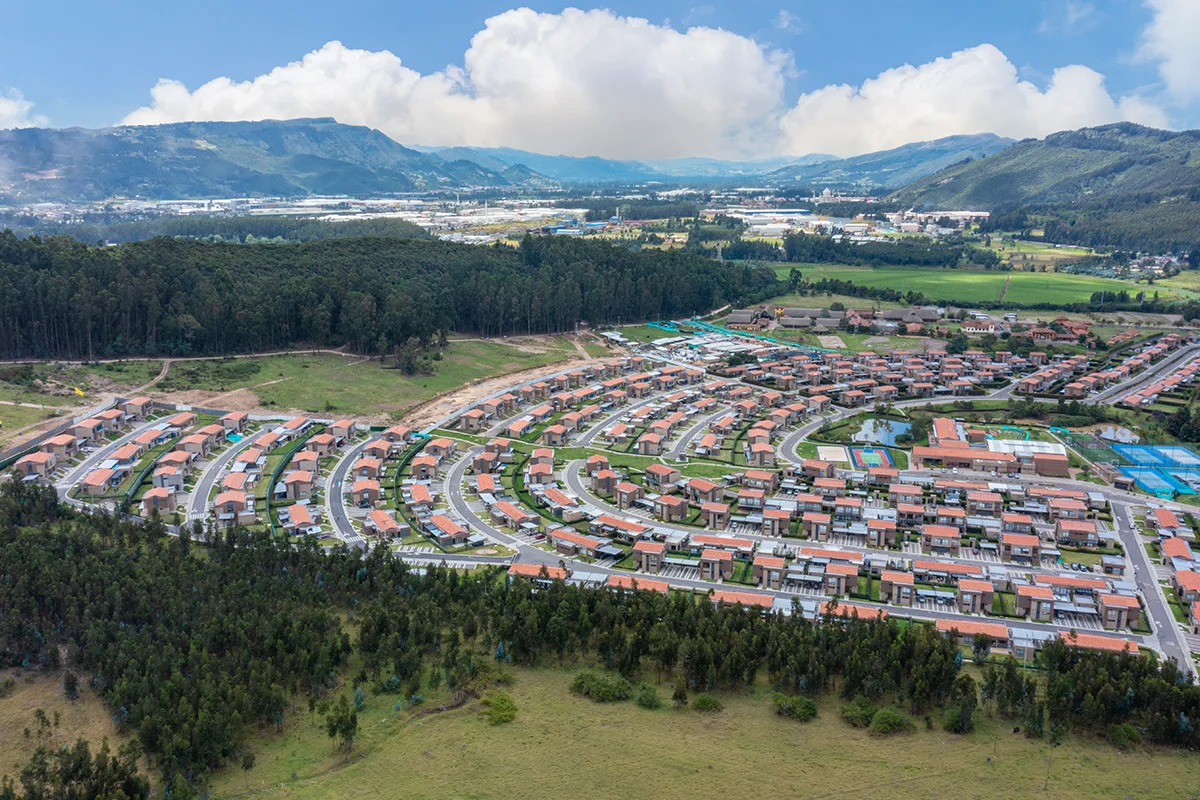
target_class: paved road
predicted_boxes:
[187,428,269,522]
[573,396,659,447]
[668,407,730,458]
[56,419,161,495]
[326,437,372,547]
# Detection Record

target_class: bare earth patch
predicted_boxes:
[817,335,846,349]
[402,358,584,430]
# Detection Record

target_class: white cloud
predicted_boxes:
[122,8,788,160]
[1137,0,1200,103]
[0,89,46,129]
[1038,1,1096,34]
[121,9,1167,160]
[779,44,1167,156]
[774,10,802,34]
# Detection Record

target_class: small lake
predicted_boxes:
[853,418,912,447]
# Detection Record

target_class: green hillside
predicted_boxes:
[0,118,555,202]
[890,123,1200,209]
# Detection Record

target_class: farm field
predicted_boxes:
[150,341,579,420]
[770,264,1185,306]
[976,238,1097,267]
[207,666,1199,800]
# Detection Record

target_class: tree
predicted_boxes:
[62,670,79,701]
[971,633,993,664]
[324,693,359,751]
[945,332,969,354]
[672,683,688,708]
[945,674,978,734]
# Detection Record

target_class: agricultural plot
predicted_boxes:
[770,263,1187,306]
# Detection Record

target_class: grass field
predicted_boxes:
[0,361,162,408]
[772,264,1186,306]
[207,666,1200,800]
[154,342,578,418]
[0,670,135,787]
[0,404,60,445]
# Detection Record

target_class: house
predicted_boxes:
[687,478,724,505]
[351,479,381,507]
[14,452,56,480]
[700,549,734,581]
[353,457,383,481]
[473,451,500,475]
[383,425,412,447]
[1058,631,1139,656]
[1015,584,1054,621]
[762,508,791,538]
[176,433,211,458]
[137,486,175,517]
[549,528,609,558]
[80,468,119,495]
[541,424,569,446]
[426,514,469,547]
[822,563,859,596]
[424,438,456,461]
[507,563,569,583]
[491,501,539,529]
[745,442,776,467]
[701,502,730,529]
[1001,512,1033,534]
[39,434,78,460]
[308,433,337,458]
[153,465,184,492]
[753,555,786,590]
[966,491,1002,517]
[607,574,670,594]
[742,469,780,492]
[614,482,644,509]
[365,509,403,538]
[71,418,105,442]
[936,619,1009,650]
[921,524,961,556]
[121,397,154,419]
[330,419,356,441]
[636,432,663,455]
[585,453,610,476]
[219,411,248,432]
[94,408,127,430]
[655,495,690,522]
[803,512,831,540]
[1048,498,1087,521]
[633,540,667,573]
[1056,519,1099,546]
[957,579,995,614]
[214,490,255,526]
[1001,532,1041,564]
[1162,536,1194,564]
[1190,601,1200,635]
[407,483,434,513]
[645,463,681,490]
[1173,570,1200,604]
[867,519,897,548]
[880,571,914,605]
[592,469,619,495]
[1098,594,1141,630]
[1150,507,1189,536]
[834,497,863,521]
[282,503,319,535]
[410,455,438,481]
[284,470,315,500]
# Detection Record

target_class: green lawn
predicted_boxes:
[614,324,676,343]
[770,263,1187,306]
[206,666,1200,800]
[0,404,60,446]
[154,343,577,418]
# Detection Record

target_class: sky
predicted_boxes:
[1,0,1198,159]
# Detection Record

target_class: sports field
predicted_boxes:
[771,264,1183,306]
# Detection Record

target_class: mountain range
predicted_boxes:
[890,123,1200,209]
[0,118,556,203]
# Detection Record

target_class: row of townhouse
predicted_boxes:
[1119,356,1200,409]
[1149,507,1200,634]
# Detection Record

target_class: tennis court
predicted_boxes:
[851,447,893,469]
[1112,444,1200,497]
[1118,467,1192,497]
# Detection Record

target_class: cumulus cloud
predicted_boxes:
[1137,0,1200,103]
[122,8,788,160]
[779,44,1167,156]
[121,8,1167,159]
[0,89,45,129]
[774,10,802,34]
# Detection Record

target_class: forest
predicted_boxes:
[1,479,1199,798]
[782,233,1000,268]
[0,214,430,245]
[978,198,1200,254]
[0,231,780,359]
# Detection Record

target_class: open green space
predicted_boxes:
[207,666,1200,800]
[770,263,1187,306]
[0,360,162,408]
[0,404,59,446]
[154,343,577,418]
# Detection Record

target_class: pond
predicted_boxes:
[852,418,912,447]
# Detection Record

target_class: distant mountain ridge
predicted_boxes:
[0,118,556,202]
[763,134,1015,189]
[889,123,1200,208]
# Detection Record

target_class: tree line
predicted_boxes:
[0,214,430,246]
[0,231,780,359]
[783,233,999,268]
[3,478,1200,798]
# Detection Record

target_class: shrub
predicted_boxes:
[636,684,662,710]
[773,693,818,722]
[869,707,913,737]
[672,684,688,708]
[841,695,877,728]
[482,690,517,725]
[692,694,723,713]
[570,671,633,703]
[1108,722,1141,750]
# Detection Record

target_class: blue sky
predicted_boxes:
[1,1,1195,157]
